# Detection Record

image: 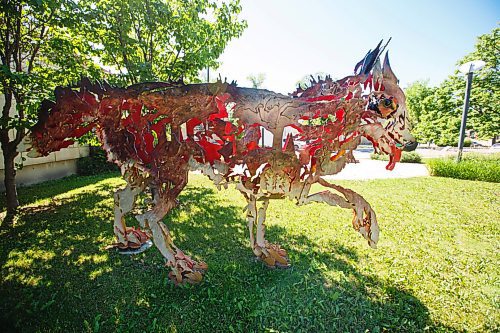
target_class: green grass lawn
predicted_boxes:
[1,173,499,332]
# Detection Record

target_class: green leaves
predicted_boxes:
[82,0,246,85]
[405,28,500,145]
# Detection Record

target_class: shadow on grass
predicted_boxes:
[0,172,121,214]
[0,175,461,332]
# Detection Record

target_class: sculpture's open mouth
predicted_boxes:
[403,141,418,152]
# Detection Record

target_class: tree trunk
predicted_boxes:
[3,148,19,217]
[1,83,19,224]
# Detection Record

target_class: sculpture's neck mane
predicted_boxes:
[289,74,365,105]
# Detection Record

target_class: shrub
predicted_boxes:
[400,151,422,163]
[436,138,472,147]
[371,151,422,163]
[426,153,500,183]
[77,148,119,176]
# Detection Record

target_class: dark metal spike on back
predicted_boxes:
[361,40,384,75]
[380,38,392,54]
[354,49,371,74]
[374,37,392,70]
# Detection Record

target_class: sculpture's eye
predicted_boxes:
[368,101,379,112]
[383,98,393,108]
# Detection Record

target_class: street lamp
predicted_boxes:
[456,60,485,162]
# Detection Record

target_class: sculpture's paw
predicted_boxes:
[108,226,151,251]
[352,205,379,249]
[167,249,208,285]
[256,242,291,269]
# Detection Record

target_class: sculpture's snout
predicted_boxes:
[403,141,418,152]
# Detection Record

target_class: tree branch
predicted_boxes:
[113,12,135,83]
[27,25,46,74]
[167,48,182,81]
[2,7,12,67]
[13,3,22,72]
[145,0,154,63]
[10,88,25,146]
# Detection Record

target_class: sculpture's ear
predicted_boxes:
[382,52,399,84]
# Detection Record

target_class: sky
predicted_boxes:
[212,0,499,94]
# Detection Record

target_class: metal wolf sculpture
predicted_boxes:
[28,41,417,284]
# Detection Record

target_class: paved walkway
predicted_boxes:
[325,151,429,180]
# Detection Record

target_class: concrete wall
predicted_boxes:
[0,143,90,191]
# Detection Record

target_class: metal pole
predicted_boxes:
[207,67,210,83]
[457,71,473,162]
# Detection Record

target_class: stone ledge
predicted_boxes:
[0,145,89,169]
[0,159,78,192]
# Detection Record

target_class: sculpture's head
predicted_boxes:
[366,52,418,153]
[291,40,418,172]
[28,83,100,157]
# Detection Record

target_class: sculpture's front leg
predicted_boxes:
[109,167,150,251]
[135,196,208,285]
[301,178,379,248]
[244,194,290,268]
[111,184,150,250]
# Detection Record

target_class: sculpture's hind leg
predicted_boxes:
[135,192,207,285]
[111,168,150,250]
[245,195,290,268]
[300,178,379,248]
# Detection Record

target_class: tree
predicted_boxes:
[405,79,461,146]
[295,72,328,90]
[83,0,247,85]
[457,28,499,140]
[405,27,499,146]
[0,1,101,221]
[246,72,265,88]
[405,79,435,126]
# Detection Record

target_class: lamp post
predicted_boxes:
[456,60,485,162]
